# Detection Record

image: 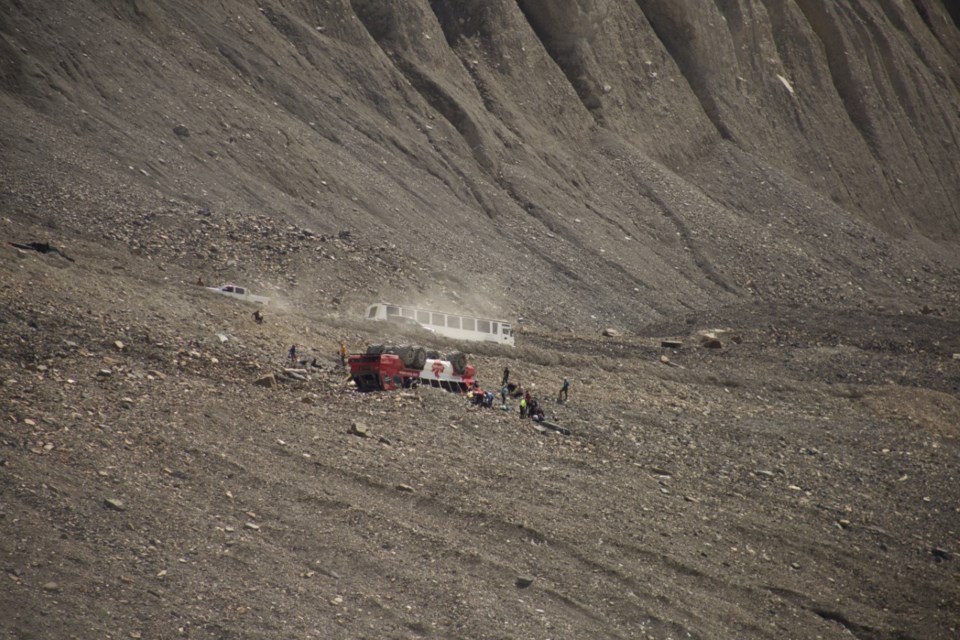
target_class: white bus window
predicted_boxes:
[401,308,414,318]
[502,325,512,336]
[417,310,430,324]
[447,316,461,329]
[368,306,378,319]
[491,322,498,334]
[478,320,491,333]
[432,312,446,326]
[387,306,400,316]
[462,318,475,331]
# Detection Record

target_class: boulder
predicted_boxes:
[699,332,723,349]
[253,373,277,388]
[349,421,370,437]
[104,498,126,511]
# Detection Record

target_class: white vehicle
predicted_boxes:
[364,302,514,346]
[206,283,270,305]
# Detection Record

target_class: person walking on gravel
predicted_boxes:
[339,341,347,368]
[288,344,297,365]
[501,366,510,386]
[558,377,569,403]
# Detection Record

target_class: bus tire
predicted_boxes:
[447,351,467,375]
[411,345,427,370]
[425,349,441,360]
[388,344,415,367]
[367,343,386,355]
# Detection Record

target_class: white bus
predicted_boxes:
[364,302,515,346]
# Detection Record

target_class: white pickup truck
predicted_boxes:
[206,283,270,305]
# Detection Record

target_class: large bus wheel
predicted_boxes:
[411,346,427,370]
[447,351,466,375]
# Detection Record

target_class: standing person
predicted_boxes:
[501,366,510,386]
[253,309,264,324]
[339,341,348,368]
[519,396,527,419]
[558,377,569,403]
[500,384,508,406]
[288,344,297,365]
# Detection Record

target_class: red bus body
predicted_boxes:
[349,354,475,392]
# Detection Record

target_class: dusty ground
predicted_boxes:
[2,212,958,640]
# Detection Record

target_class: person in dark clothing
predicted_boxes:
[527,399,544,422]
[558,377,569,403]
[253,309,264,324]
[288,344,297,365]
[502,367,510,386]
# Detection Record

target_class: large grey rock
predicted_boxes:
[253,373,277,388]
[349,421,370,437]
[515,576,534,588]
[104,498,126,511]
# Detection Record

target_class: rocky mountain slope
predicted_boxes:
[1,1,959,639]
[3,0,959,326]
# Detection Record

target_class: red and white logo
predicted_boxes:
[431,361,445,378]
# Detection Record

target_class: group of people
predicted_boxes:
[466,385,497,408]
[518,389,546,422]
[490,366,569,423]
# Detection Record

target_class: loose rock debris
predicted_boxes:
[8,241,75,262]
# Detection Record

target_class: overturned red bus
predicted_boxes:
[348,353,476,392]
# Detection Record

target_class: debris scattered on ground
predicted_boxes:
[8,241,75,262]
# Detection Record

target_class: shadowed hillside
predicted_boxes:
[2,0,958,327]
[1,2,959,639]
